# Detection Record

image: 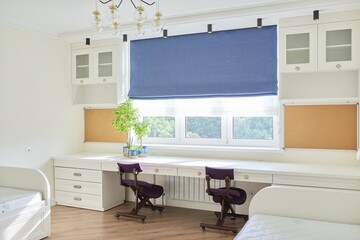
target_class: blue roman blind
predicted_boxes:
[129,25,277,99]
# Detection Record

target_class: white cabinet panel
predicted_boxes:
[55,191,103,210]
[178,167,204,178]
[273,174,360,190]
[55,167,102,183]
[279,25,317,73]
[318,21,360,70]
[235,172,272,183]
[55,179,102,195]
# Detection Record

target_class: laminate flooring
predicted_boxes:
[50,202,245,240]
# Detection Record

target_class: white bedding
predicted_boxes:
[0,186,42,214]
[235,214,360,240]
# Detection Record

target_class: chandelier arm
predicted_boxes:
[115,0,125,8]
[129,0,137,9]
[98,0,112,4]
[140,0,156,6]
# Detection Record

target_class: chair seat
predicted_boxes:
[123,179,164,199]
[211,187,246,205]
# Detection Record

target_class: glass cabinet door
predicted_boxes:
[72,49,92,84]
[280,25,317,72]
[94,47,116,83]
[98,51,112,77]
[76,54,90,79]
[318,21,359,70]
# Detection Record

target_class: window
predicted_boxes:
[134,96,278,148]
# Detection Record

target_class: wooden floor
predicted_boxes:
[50,202,245,240]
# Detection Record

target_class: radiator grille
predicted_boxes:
[166,176,230,203]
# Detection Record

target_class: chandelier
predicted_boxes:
[91,0,164,37]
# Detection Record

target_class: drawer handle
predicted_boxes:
[197,172,201,176]
[74,197,82,201]
[73,173,82,177]
[336,64,341,69]
[244,175,249,180]
[154,168,159,173]
[80,80,84,83]
[103,78,106,82]
[73,185,82,189]
[295,66,300,71]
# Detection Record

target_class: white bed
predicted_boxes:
[235,185,360,240]
[0,166,51,240]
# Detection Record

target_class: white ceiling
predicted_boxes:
[0,0,359,42]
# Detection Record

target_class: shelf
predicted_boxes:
[326,44,351,49]
[286,47,310,52]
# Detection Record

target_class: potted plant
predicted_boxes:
[112,99,138,156]
[134,121,150,157]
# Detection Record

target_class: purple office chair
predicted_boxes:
[200,167,248,233]
[114,163,164,222]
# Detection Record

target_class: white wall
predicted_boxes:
[0,23,84,201]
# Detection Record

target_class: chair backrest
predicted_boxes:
[117,162,143,174]
[205,166,234,180]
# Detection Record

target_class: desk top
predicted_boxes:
[53,152,360,180]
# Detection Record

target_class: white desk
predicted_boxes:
[53,152,360,211]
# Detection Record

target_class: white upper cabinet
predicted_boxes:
[72,46,118,85]
[280,25,318,73]
[318,21,360,71]
[70,40,128,105]
[279,11,360,73]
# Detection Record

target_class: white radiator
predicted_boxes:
[166,176,228,203]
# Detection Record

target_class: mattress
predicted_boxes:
[0,187,42,214]
[235,214,360,240]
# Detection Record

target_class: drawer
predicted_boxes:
[178,168,204,178]
[273,174,360,190]
[55,179,102,195]
[55,191,103,210]
[55,167,102,183]
[235,172,272,183]
[141,165,177,176]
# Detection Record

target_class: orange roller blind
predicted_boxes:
[284,105,357,150]
[84,109,127,143]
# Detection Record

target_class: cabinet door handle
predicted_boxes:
[73,185,82,189]
[295,66,300,71]
[336,64,341,69]
[154,168,159,173]
[74,197,82,201]
[244,175,249,180]
[197,172,202,176]
[73,173,82,177]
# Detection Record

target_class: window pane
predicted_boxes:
[144,117,175,138]
[186,117,221,139]
[233,117,273,140]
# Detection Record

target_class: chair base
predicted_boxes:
[114,212,147,223]
[200,223,238,234]
[214,211,249,221]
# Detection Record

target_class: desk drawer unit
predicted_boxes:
[141,165,177,176]
[235,172,273,184]
[54,166,125,211]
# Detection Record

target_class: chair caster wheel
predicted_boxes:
[201,226,205,231]
[232,230,237,234]
[141,218,145,223]
[159,209,163,213]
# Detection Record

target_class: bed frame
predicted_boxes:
[249,185,360,225]
[0,166,51,240]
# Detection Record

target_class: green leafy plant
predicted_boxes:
[134,121,150,147]
[112,99,138,146]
